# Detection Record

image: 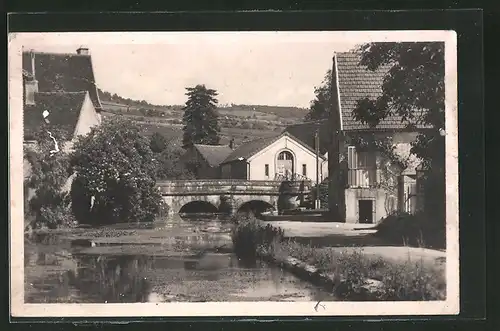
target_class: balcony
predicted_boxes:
[347,169,378,188]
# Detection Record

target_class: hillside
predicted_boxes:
[98,89,310,146]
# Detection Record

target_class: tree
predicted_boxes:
[305,70,332,121]
[69,118,162,225]
[182,84,221,146]
[351,42,445,219]
[154,137,196,180]
[24,126,74,229]
[149,132,168,154]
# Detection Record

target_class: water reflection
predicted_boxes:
[25,213,336,303]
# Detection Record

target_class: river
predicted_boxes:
[24,214,337,303]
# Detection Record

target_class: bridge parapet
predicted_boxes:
[157,179,312,196]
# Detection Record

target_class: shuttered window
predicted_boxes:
[348,146,357,169]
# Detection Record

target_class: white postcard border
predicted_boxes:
[9,30,459,317]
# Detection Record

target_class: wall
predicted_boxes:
[249,135,323,183]
[221,160,248,179]
[162,193,278,215]
[73,93,101,143]
[340,131,420,223]
[181,147,217,179]
[157,179,308,214]
[344,187,396,224]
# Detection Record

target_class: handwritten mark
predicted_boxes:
[314,300,325,311]
[47,130,60,156]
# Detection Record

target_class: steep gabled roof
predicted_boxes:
[335,52,428,131]
[193,144,234,167]
[23,92,87,140]
[222,131,325,164]
[282,119,331,155]
[22,50,102,111]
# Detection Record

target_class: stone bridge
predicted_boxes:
[157,179,312,215]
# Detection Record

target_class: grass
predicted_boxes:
[375,212,446,250]
[231,214,446,301]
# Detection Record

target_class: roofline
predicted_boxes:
[88,55,103,111]
[244,131,326,163]
[35,91,88,95]
[332,53,343,131]
[342,127,433,133]
[193,143,231,148]
[22,50,92,57]
[220,135,282,165]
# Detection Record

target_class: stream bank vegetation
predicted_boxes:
[231,214,446,301]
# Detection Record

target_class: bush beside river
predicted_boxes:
[231,214,446,301]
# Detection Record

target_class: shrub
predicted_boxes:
[378,258,446,301]
[375,212,445,249]
[69,118,162,225]
[24,127,74,229]
[231,214,284,260]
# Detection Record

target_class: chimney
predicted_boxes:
[229,138,235,149]
[25,51,38,106]
[76,46,89,55]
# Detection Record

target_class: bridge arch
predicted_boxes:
[179,201,219,214]
[237,200,275,216]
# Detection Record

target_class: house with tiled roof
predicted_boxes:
[325,51,430,224]
[219,132,326,183]
[181,142,234,179]
[23,47,103,194]
[23,46,103,148]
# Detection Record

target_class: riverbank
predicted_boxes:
[25,215,337,303]
[232,215,446,301]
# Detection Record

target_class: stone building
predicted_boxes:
[219,131,326,184]
[23,46,103,195]
[327,51,431,224]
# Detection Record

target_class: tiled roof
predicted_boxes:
[283,119,331,155]
[22,51,102,111]
[23,92,87,140]
[193,144,234,167]
[336,52,427,131]
[222,135,282,164]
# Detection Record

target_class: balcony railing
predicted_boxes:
[347,169,378,188]
[274,173,310,182]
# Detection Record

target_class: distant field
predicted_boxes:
[102,113,280,147]
[99,92,307,147]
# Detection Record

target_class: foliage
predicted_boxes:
[69,118,162,225]
[375,212,445,249]
[352,42,445,165]
[149,132,169,154]
[182,84,221,146]
[155,138,196,180]
[231,214,284,261]
[304,70,332,121]
[310,178,329,209]
[352,42,446,220]
[24,127,75,229]
[233,215,445,300]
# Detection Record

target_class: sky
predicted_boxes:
[13,31,454,108]
[18,32,362,108]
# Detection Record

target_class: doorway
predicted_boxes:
[358,199,374,224]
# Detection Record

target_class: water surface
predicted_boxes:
[25,214,336,303]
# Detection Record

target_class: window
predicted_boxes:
[265,164,269,177]
[347,146,375,169]
[302,164,307,176]
[278,151,293,160]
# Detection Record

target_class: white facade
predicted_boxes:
[226,134,326,184]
